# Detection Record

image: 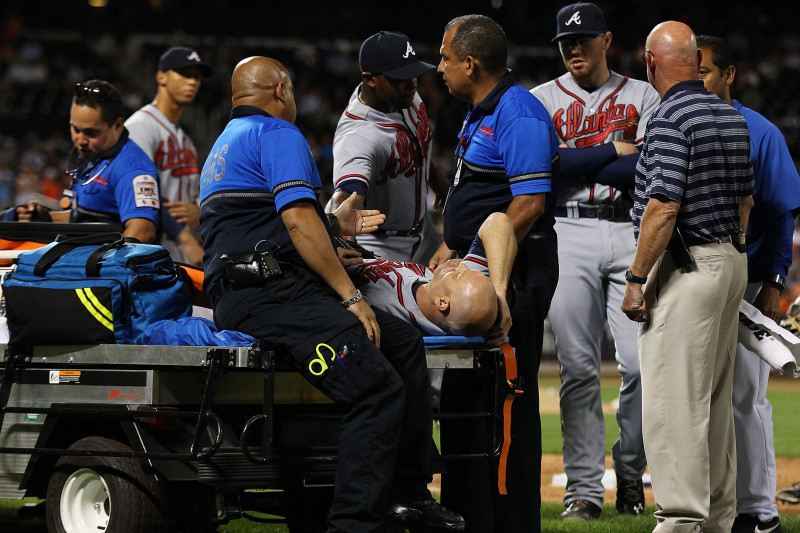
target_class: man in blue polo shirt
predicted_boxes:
[199,56,463,533]
[435,14,560,533]
[6,80,160,243]
[698,34,800,533]
[622,22,754,533]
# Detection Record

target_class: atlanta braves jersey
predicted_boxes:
[126,104,201,206]
[349,239,490,335]
[532,71,659,204]
[126,103,202,260]
[327,85,437,262]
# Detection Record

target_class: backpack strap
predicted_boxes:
[33,232,125,277]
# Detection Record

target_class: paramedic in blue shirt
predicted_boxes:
[198,56,464,533]
[435,14,560,533]
[8,80,160,244]
[698,34,800,533]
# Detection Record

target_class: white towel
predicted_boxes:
[738,300,800,378]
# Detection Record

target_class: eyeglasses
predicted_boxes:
[558,35,599,52]
[73,83,108,101]
[641,50,655,66]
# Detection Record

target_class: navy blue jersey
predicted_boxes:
[70,131,160,230]
[443,73,560,255]
[199,106,330,294]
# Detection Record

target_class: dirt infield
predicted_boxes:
[538,380,800,513]
[540,454,800,515]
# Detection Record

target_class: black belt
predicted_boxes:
[524,229,557,241]
[373,218,423,237]
[554,204,632,222]
[684,234,734,246]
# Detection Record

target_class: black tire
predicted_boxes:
[45,436,173,533]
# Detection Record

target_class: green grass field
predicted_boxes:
[2,376,799,532]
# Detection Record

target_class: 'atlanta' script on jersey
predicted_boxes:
[553,94,640,148]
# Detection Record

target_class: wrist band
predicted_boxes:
[625,269,647,284]
[341,289,363,309]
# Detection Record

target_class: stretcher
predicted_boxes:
[0,336,510,531]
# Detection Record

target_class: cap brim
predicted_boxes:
[382,60,436,80]
[552,31,604,43]
[159,62,215,78]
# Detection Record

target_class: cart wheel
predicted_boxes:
[45,436,172,533]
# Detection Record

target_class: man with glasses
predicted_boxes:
[530,2,659,521]
[5,80,160,244]
[326,31,446,264]
[126,47,214,266]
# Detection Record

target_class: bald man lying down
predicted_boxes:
[347,212,516,346]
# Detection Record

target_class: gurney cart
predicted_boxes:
[0,338,509,532]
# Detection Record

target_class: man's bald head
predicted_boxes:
[447,273,498,336]
[231,56,296,123]
[644,21,701,96]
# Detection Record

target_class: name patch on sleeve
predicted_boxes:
[132,175,160,207]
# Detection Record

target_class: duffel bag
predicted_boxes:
[2,233,192,345]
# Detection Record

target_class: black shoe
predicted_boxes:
[558,499,602,521]
[731,514,783,533]
[386,499,465,532]
[616,477,645,515]
[776,481,800,504]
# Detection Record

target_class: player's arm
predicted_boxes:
[328,189,365,216]
[281,201,380,347]
[478,213,516,344]
[177,229,204,266]
[164,201,201,229]
[123,217,157,244]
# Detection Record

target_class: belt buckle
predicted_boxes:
[595,205,613,220]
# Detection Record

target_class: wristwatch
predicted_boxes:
[765,273,786,291]
[625,269,648,284]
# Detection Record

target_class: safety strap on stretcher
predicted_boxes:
[498,342,522,495]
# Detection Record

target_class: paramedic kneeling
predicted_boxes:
[199,56,464,533]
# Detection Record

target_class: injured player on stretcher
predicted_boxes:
[346,212,516,346]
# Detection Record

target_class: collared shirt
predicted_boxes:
[70,128,160,230]
[734,100,800,281]
[199,105,331,295]
[633,80,754,242]
[443,72,560,255]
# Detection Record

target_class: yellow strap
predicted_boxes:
[75,288,114,332]
[83,287,112,321]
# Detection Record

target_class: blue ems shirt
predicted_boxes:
[70,130,160,230]
[735,100,800,283]
[199,106,328,295]
[443,73,560,255]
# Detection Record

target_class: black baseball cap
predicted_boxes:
[359,31,435,80]
[552,2,608,42]
[158,47,214,77]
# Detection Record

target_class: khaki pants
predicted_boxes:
[640,243,747,533]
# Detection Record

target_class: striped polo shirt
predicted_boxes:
[633,80,754,242]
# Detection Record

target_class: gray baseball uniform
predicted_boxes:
[531,70,659,507]
[349,247,490,335]
[125,103,201,262]
[327,86,438,264]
